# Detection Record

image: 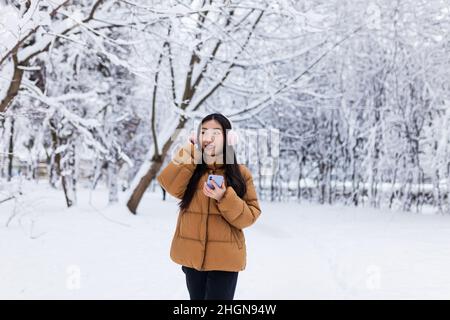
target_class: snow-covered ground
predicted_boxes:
[1,182,450,300]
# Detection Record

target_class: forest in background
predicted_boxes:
[0,0,449,214]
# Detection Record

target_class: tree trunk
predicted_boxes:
[108,161,119,204]
[126,117,187,214]
[7,117,14,181]
[0,54,25,113]
[127,159,165,214]
[50,125,72,208]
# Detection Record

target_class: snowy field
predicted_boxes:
[1,183,450,300]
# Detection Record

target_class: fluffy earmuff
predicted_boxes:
[227,129,239,146]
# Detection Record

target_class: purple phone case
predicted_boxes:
[207,175,224,189]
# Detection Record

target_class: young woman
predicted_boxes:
[157,113,261,300]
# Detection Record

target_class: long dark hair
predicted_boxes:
[179,113,247,211]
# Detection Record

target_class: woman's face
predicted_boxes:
[200,119,224,157]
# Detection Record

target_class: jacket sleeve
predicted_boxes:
[156,141,202,199]
[216,166,261,229]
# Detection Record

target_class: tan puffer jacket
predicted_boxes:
[157,141,261,272]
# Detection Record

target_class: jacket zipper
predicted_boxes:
[200,173,212,271]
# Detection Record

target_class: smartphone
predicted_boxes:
[207,175,224,189]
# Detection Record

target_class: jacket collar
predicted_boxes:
[206,161,224,170]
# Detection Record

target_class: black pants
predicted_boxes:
[182,265,239,300]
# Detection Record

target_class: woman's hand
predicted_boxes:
[189,131,198,145]
[202,179,226,202]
